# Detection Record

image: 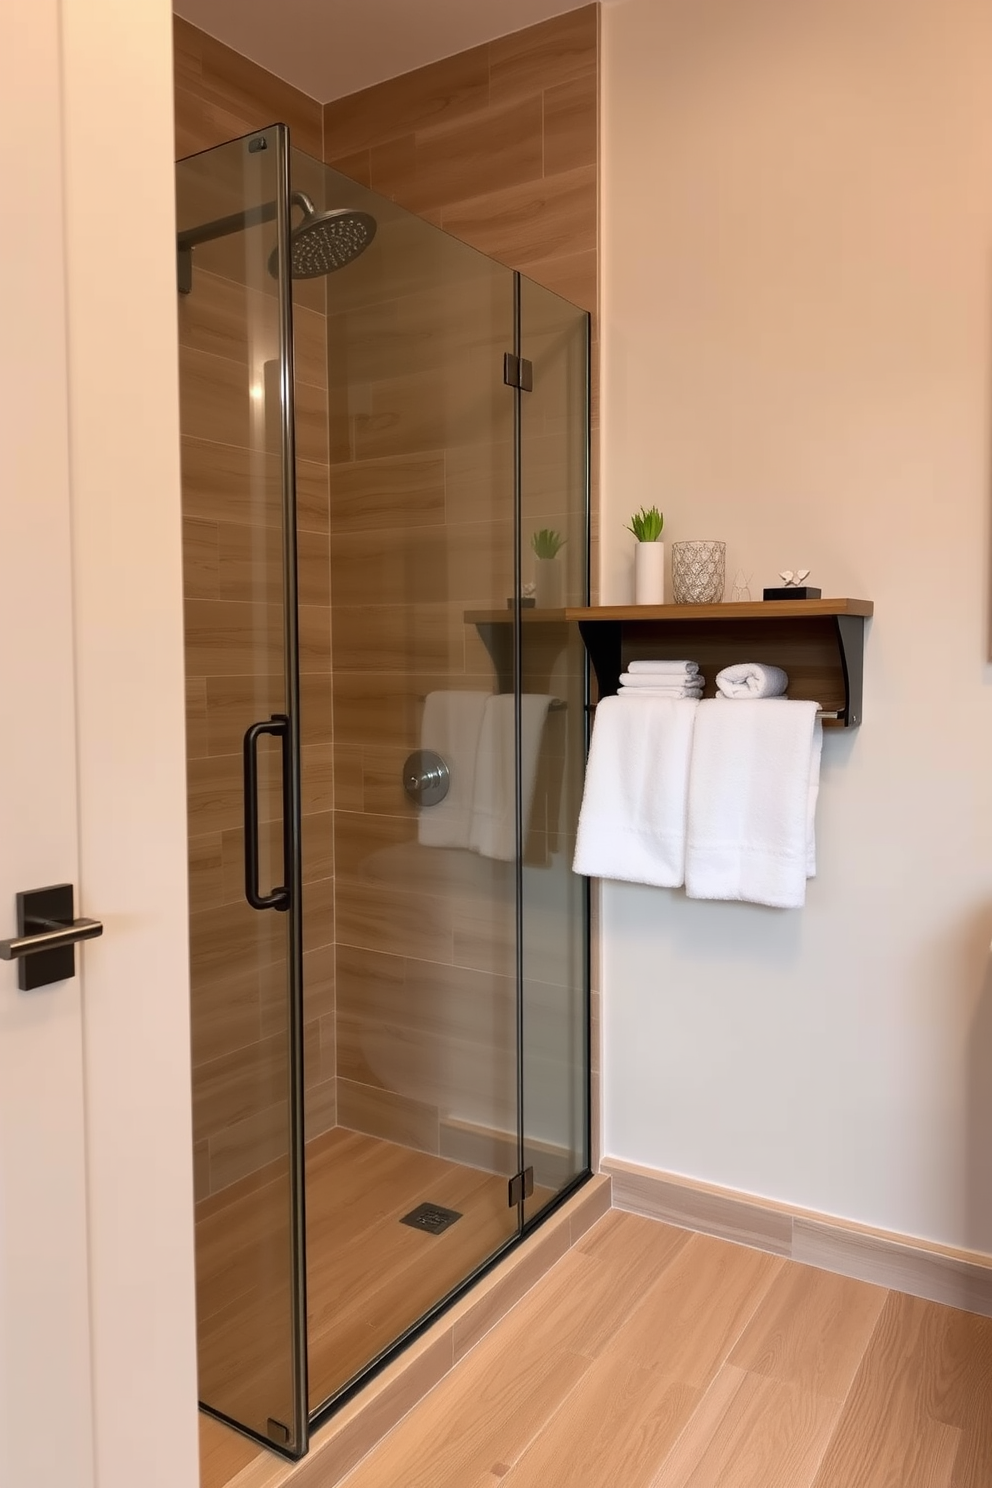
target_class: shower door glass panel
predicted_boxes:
[176,126,307,1457]
[310,156,521,1413]
[519,276,591,1221]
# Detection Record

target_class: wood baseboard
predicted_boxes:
[601,1156,992,1318]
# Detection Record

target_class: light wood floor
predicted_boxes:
[335,1208,992,1488]
[197,1127,546,1478]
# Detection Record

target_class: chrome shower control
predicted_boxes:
[402,750,450,807]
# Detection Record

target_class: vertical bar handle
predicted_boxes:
[243,715,290,911]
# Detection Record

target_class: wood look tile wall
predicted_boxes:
[321,7,598,317]
[175,33,336,1203]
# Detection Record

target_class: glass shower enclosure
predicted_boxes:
[175,123,590,1459]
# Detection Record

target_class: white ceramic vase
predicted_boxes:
[533,556,564,609]
[634,540,665,604]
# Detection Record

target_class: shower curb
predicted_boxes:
[219,1174,611,1488]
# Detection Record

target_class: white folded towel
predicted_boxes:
[469,694,554,861]
[627,659,700,677]
[619,685,703,699]
[417,691,490,848]
[685,699,823,909]
[715,663,789,699]
[572,695,699,887]
[619,671,705,690]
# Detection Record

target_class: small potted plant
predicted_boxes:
[531,528,566,608]
[626,505,665,604]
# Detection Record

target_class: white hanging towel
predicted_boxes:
[417,691,489,848]
[572,695,699,887]
[469,694,554,861]
[715,662,789,699]
[684,699,823,909]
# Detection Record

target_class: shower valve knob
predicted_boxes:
[402,750,450,807]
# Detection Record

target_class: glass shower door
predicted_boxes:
[312,159,524,1414]
[519,275,591,1220]
[176,125,307,1458]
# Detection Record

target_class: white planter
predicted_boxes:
[533,557,564,609]
[634,540,665,604]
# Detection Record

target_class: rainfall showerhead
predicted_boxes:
[177,190,377,295]
[268,191,377,280]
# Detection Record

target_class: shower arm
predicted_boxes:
[176,193,313,294]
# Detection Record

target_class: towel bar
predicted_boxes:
[417,693,566,711]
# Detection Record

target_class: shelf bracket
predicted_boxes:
[834,613,865,729]
[578,619,623,700]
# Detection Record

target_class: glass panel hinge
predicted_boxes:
[508,1167,535,1207]
[503,353,533,391]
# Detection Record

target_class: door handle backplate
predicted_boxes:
[0,884,103,990]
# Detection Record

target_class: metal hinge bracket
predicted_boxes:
[508,1166,535,1207]
[503,353,534,391]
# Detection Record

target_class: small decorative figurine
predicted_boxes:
[763,568,822,601]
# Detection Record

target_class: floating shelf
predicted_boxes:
[464,599,873,727]
[568,599,873,728]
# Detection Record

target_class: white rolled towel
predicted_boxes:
[715,663,789,699]
[627,659,700,677]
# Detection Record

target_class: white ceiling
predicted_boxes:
[174,0,586,104]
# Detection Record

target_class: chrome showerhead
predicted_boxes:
[268,191,377,280]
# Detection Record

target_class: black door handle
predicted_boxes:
[243,715,291,911]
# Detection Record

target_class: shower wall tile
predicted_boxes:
[304,945,336,1023]
[328,452,445,534]
[182,517,220,601]
[303,875,335,953]
[188,833,225,915]
[181,437,330,535]
[217,523,330,608]
[185,676,208,759]
[322,46,491,158]
[488,5,597,104]
[336,878,454,965]
[322,5,599,320]
[327,148,372,188]
[374,96,545,218]
[542,72,598,174]
[440,165,597,281]
[330,521,513,607]
[336,1079,440,1156]
[173,15,322,159]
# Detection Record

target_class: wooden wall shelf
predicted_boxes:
[464,599,873,727]
[568,598,873,728]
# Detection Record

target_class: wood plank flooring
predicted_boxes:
[335,1210,992,1488]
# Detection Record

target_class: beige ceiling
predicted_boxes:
[174,0,585,103]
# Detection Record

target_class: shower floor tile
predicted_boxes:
[305,1128,534,1410]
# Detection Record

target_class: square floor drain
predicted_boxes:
[400,1202,463,1235]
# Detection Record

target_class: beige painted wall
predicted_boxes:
[600,0,992,1251]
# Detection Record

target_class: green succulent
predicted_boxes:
[531,528,566,559]
[626,506,664,542]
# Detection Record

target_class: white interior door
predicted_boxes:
[0,6,96,1484]
[2,2,200,1486]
